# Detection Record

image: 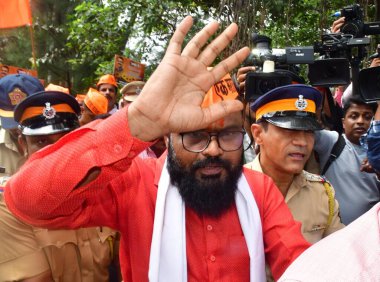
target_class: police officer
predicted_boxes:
[0,90,119,281]
[246,84,344,242]
[0,74,44,177]
[244,84,345,281]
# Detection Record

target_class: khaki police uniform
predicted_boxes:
[0,192,51,280]
[245,156,344,243]
[0,186,118,282]
[0,127,24,177]
[0,87,121,281]
[245,157,345,282]
[34,226,117,282]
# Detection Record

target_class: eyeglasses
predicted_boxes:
[180,130,246,153]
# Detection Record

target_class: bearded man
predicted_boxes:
[5,16,309,281]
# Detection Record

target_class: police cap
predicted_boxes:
[0,74,44,129]
[250,84,322,131]
[14,91,81,136]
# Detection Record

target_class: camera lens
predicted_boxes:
[341,22,361,37]
[258,79,278,94]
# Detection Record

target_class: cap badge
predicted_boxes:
[43,102,56,119]
[295,95,308,111]
[8,88,27,106]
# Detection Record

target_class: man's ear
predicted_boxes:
[18,135,27,157]
[250,123,264,145]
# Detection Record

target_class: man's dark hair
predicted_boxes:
[257,119,269,131]
[343,97,377,116]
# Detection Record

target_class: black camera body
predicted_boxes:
[308,3,378,88]
[243,33,313,102]
[340,4,380,38]
[309,33,370,87]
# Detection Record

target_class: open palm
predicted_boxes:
[128,16,250,141]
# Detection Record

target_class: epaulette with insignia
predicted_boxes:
[305,172,335,227]
[303,171,324,182]
[0,176,10,191]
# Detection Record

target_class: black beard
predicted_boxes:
[167,142,243,217]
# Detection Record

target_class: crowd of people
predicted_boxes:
[0,15,379,282]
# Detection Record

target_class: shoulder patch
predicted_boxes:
[303,171,324,182]
[0,176,10,188]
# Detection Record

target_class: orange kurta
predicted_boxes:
[5,108,310,281]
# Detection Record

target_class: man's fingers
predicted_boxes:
[197,23,239,66]
[237,66,255,77]
[331,17,345,33]
[237,73,247,83]
[182,21,220,58]
[211,47,250,84]
[201,100,244,127]
[239,82,245,91]
[167,16,194,55]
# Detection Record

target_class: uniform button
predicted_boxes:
[127,151,135,158]
[207,225,213,231]
[114,144,122,153]
[210,255,216,262]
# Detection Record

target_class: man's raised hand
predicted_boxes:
[128,16,250,141]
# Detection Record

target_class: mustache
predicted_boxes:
[191,157,231,171]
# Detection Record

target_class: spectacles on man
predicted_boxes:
[180,130,246,153]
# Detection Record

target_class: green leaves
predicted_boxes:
[2,0,379,95]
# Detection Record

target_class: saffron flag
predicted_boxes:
[0,0,32,29]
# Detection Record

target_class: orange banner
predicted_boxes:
[0,0,32,29]
[0,64,38,78]
[113,55,145,84]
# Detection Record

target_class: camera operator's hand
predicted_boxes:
[331,17,345,33]
[370,57,380,68]
[360,157,378,174]
[236,66,256,93]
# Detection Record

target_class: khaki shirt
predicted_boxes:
[245,156,344,243]
[0,193,117,281]
[246,157,344,282]
[0,128,24,177]
[0,193,50,280]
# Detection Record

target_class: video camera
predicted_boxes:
[244,33,314,102]
[339,4,380,38]
[308,4,380,92]
[359,44,380,102]
[309,33,370,87]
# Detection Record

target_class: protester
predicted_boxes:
[80,87,109,126]
[314,96,379,224]
[0,74,44,177]
[96,74,118,113]
[246,84,344,281]
[0,65,9,78]
[75,93,86,114]
[0,90,119,281]
[5,17,310,281]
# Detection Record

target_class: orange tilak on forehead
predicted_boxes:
[206,119,225,130]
